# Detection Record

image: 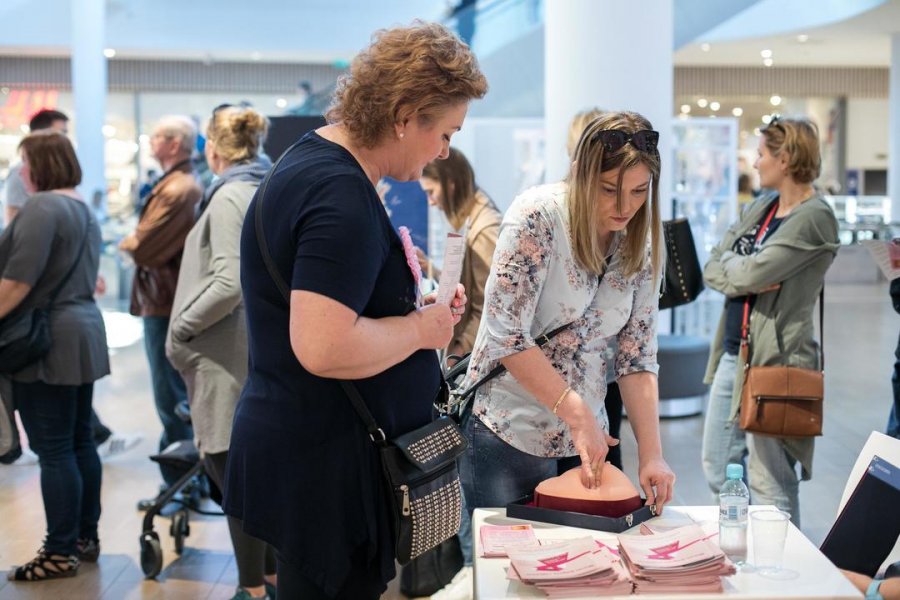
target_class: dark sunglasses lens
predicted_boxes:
[598,130,627,152]
[632,130,659,152]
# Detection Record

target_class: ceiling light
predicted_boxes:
[797,34,809,43]
[710,101,721,111]
[102,125,117,137]
[697,98,708,108]
[753,127,761,136]
[680,104,691,114]
[770,95,783,106]
[103,48,116,58]
[760,49,772,58]
[700,43,711,52]
[762,114,772,124]
[763,58,774,67]
[732,107,744,117]
[276,98,288,108]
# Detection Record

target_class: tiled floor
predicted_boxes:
[0,282,895,599]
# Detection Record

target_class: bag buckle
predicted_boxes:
[370,428,387,443]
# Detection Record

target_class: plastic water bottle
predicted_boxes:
[719,463,749,564]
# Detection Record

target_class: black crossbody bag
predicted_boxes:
[0,200,91,375]
[252,151,467,564]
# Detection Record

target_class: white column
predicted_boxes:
[71,0,107,215]
[544,0,674,219]
[889,33,900,223]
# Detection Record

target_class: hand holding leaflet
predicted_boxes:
[862,238,900,281]
[435,223,468,305]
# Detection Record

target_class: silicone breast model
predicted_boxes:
[534,465,644,517]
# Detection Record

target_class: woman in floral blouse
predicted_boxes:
[459,111,675,526]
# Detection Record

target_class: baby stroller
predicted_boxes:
[138,439,221,578]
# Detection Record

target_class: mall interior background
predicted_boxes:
[0,0,899,598]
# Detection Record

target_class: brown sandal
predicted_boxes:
[6,550,79,581]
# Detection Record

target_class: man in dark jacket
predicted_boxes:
[889,277,900,439]
[120,115,202,506]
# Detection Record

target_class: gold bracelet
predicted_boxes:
[553,386,572,415]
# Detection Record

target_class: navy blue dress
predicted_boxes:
[223,132,441,595]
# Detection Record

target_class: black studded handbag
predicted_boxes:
[659,217,704,310]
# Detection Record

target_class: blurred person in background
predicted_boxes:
[701,116,839,526]
[120,115,202,510]
[166,105,276,600]
[1,131,109,581]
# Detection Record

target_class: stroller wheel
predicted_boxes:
[171,510,190,555]
[140,531,163,578]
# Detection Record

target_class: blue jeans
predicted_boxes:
[458,413,580,564]
[143,316,192,487]
[15,381,102,555]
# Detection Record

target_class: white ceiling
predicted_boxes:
[675,0,900,67]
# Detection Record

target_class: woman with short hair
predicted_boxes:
[1,131,109,582]
[223,22,487,599]
[701,116,840,526]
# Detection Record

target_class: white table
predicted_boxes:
[473,506,862,599]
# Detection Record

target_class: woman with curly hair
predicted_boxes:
[222,22,487,599]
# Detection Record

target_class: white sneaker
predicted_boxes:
[9,447,38,466]
[96,433,143,459]
[430,566,473,600]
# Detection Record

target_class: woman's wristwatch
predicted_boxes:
[866,578,884,600]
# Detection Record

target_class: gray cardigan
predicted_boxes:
[703,192,840,478]
[165,180,256,455]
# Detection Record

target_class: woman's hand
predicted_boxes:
[423,284,467,325]
[557,392,619,489]
[638,456,676,513]
[413,303,455,349]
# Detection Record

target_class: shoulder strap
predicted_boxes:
[46,200,91,307]
[252,137,386,441]
[741,288,824,371]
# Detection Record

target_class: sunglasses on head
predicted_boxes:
[592,129,659,154]
[763,115,783,132]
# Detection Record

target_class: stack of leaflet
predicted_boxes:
[617,523,736,594]
[506,536,633,597]
[480,524,538,558]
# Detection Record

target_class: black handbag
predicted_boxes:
[400,535,464,597]
[659,217,704,310]
[0,201,90,375]
[252,152,468,564]
[437,321,574,422]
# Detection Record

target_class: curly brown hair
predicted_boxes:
[326,21,488,148]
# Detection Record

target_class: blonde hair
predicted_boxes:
[207,106,269,164]
[762,117,821,184]
[566,108,606,159]
[567,111,663,281]
[326,21,488,149]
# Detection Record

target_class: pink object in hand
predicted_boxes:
[398,226,422,286]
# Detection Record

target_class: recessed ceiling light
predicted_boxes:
[770,95,782,106]
[763,58,774,67]
[697,98,708,108]
[710,101,721,111]
[753,127,761,136]
[762,114,773,124]
[797,34,809,43]
[276,98,288,108]
[680,104,691,114]
[760,49,772,58]
[103,48,116,58]
[700,43,711,52]
[732,107,744,117]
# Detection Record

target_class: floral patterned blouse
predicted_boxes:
[463,182,659,457]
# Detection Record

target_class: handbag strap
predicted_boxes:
[739,202,825,371]
[252,137,389,444]
[47,199,91,308]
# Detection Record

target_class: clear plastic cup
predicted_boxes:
[750,509,791,574]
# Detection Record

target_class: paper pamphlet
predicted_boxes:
[435,231,466,305]
[480,524,538,557]
[861,239,900,281]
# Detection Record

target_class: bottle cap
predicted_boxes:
[726,463,743,480]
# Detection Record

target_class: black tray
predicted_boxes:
[506,494,657,533]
